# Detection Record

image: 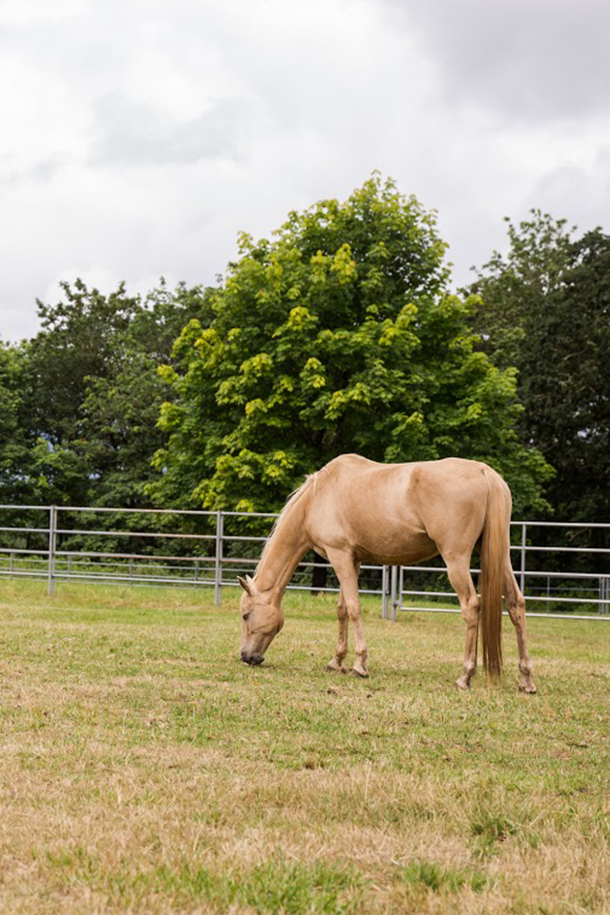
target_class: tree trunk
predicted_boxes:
[311,551,328,595]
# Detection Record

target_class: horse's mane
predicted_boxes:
[255,473,317,575]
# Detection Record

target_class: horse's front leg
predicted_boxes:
[326,552,368,677]
[326,591,348,673]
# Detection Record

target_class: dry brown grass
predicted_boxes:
[0,580,608,914]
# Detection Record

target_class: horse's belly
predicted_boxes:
[354,531,438,566]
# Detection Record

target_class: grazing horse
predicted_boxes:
[238,454,536,691]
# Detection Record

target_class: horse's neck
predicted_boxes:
[255,494,311,599]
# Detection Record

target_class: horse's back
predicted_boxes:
[317,454,494,504]
[306,455,501,563]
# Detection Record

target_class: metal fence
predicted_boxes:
[0,504,384,603]
[0,505,609,620]
[381,521,610,621]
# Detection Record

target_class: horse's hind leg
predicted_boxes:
[505,568,536,693]
[444,554,480,690]
[327,590,348,673]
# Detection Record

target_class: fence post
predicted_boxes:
[520,522,527,595]
[600,577,609,615]
[47,505,57,596]
[381,565,389,618]
[390,565,398,621]
[214,511,224,606]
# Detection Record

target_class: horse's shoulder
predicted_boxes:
[336,453,375,466]
[321,453,377,475]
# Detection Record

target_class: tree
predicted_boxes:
[29,280,142,447]
[469,211,574,370]
[0,341,32,503]
[518,230,610,523]
[79,282,211,509]
[470,214,610,525]
[24,279,209,508]
[151,176,550,515]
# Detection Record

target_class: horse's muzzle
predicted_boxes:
[241,651,264,666]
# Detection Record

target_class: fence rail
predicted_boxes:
[0,505,608,619]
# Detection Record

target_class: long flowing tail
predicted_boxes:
[479,469,510,678]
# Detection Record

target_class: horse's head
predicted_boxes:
[238,575,284,666]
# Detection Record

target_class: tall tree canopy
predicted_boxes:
[0,341,33,503]
[0,279,208,509]
[152,176,550,514]
[470,212,610,523]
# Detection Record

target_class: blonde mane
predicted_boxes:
[255,473,317,575]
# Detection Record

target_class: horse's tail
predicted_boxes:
[479,468,510,679]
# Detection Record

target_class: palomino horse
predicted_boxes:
[238,454,536,691]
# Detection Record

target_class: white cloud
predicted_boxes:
[89,94,255,167]
[531,147,610,231]
[382,0,610,123]
[0,0,608,341]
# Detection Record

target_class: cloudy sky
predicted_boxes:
[1,0,609,341]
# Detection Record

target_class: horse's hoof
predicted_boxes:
[350,666,369,678]
[519,682,537,694]
[326,660,346,673]
[456,676,471,690]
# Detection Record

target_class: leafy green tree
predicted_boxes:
[518,230,610,523]
[152,176,550,515]
[79,282,211,509]
[10,279,212,560]
[0,339,89,509]
[29,280,142,448]
[470,215,610,525]
[469,211,574,370]
[23,279,209,509]
[0,341,32,503]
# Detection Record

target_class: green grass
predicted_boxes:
[0,579,609,914]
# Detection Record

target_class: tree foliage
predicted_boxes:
[469,211,574,369]
[0,280,208,510]
[470,213,610,524]
[0,342,32,503]
[152,177,550,514]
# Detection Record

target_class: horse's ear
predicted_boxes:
[237,575,254,595]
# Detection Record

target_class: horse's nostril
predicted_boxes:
[240,650,264,666]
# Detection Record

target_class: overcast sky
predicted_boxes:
[1,0,609,341]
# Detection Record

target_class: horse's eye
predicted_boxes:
[243,613,250,621]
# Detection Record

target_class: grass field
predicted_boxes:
[0,580,608,914]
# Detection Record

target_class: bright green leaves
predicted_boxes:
[153,176,550,513]
[274,306,319,338]
[330,243,358,285]
[240,352,274,378]
[301,358,326,391]
[310,250,328,284]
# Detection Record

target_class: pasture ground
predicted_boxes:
[0,580,608,915]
